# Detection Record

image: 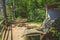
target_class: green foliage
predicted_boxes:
[6,0,46,22]
[49,19,60,40]
[49,29,60,40]
[10,0,45,22]
[28,8,45,22]
[0,24,3,30]
[6,0,60,22]
[52,19,60,28]
[46,0,60,4]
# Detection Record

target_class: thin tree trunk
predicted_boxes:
[1,0,7,20]
[1,0,7,25]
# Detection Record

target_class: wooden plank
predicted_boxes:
[0,19,5,35]
[27,34,40,36]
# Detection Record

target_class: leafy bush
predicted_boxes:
[49,19,60,40]
[0,24,3,31]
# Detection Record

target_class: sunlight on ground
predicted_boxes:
[27,22,42,25]
[16,17,42,24]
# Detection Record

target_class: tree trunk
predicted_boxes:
[1,0,7,20]
[1,0,7,25]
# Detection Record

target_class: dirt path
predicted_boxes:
[12,27,26,40]
[2,26,27,40]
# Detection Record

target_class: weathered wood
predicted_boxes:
[27,34,40,36]
[0,19,5,24]
[0,26,5,35]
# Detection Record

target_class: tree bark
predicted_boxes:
[1,0,7,25]
[1,0,7,19]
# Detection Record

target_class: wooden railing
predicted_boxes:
[0,19,5,24]
[0,19,6,35]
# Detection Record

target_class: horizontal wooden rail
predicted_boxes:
[0,19,5,24]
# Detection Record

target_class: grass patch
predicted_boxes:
[27,22,42,25]
[23,36,27,40]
